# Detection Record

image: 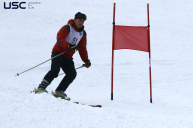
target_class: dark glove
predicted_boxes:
[84,60,91,68]
[68,44,78,51]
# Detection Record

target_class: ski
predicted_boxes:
[73,102,102,108]
[30,88,48,94]
[31,89,102,108]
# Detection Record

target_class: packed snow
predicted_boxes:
[1,0,193,128]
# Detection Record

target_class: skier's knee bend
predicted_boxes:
[51,69,60,78]
[67,71,77,82]
[71,71,77,81]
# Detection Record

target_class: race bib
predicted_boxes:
[65,24,83,46]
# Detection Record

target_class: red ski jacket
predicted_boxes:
[52,19,88,61]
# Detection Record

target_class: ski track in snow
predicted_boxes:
[1,0,193,128]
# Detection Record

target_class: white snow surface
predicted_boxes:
[1,0,193,128]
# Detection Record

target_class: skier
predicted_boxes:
[34,12,91,100]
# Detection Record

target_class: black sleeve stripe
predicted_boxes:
[83,30,86,36]
[65,24,70,31]
[57,39,61,46]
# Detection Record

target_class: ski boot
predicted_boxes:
[34,79,49,94]
[51,90,70,101]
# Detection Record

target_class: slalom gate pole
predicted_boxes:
[58,64,85,76]
[111,3,116,100]
[15,49,72,76]
[147,3,152,103]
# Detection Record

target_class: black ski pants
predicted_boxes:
[43,52,77,92]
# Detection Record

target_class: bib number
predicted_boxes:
[71,37,78,45]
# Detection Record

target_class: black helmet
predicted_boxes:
[74,12,87,21]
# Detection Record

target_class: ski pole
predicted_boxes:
[58,64,85,76]
[15,49,72,76]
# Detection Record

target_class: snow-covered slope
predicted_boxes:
[1,0,193,127]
